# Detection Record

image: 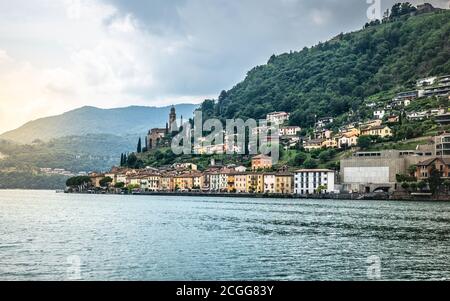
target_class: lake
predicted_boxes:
[0,190,449,280]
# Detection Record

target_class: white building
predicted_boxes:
[294,169,336,195]
[280,126,301,136]
[209,173,228,191]
[141,175,160,191]
[267,112,290,125]
[263,174,276,194]
[234,166,247,173]
[416,76,437,87]
[374,110,386,120]
[316,117,334,129]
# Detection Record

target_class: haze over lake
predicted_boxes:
[1,190,449,281]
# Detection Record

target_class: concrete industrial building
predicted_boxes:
[340,148,436,193]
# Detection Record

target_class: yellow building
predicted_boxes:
[128,176,142,187]
[246,173,264,193]
[89,173,105,188]
[160,175,174,191]
[227,174,236,193]
[141,174,161,191]
[338,132,359,149]
[361,125,393,138]
[322,139,338,149]
[104,173,117,185]
[174,173,204,191]
[251,154,273,171]
[234,173,248,193]
[275,174,294,194]
[304,139,324,151]
[174,175,192,191]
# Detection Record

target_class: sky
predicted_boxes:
[0,0,449,133]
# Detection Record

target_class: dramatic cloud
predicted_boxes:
[0,0,448,133]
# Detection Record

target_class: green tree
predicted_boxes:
[293,152,308,166]
[428,166,443,195]
[407,165,417,176]
[66,176,91,187]
[443,180,450,194]
[357,136,372,150]
[99,177,113,188]
[137,138,142,154]
[417,180,427,191]
[114,182,125,189]
[303,158,318,169]
[401,182,410,191]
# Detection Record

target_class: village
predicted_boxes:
[71,74,450,199]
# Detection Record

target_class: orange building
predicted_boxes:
[251,154,273,171]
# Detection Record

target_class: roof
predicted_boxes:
[252,154,272,160]
[295,169,335,173]
[267,111,289,115]
[370,125,390,130]
[417,157,450,166]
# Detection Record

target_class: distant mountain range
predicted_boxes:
[0,104,198,143]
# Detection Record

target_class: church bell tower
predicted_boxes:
[169,106,177,132]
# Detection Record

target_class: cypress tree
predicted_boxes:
[137,138,142,153]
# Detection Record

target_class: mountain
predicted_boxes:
[0,104,198,143]
[200,8,450,127]
[0,134,137,173]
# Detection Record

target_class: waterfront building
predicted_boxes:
[90,173,105,188]
[210,172,228,192]
[275,173,294,194]
[251,154,273,171]
[129,176,142,187]
[160,174,175,191]
[116,174,128,186]
[141,174,161,191]
[105,173,117,185]
[263,174,276,194]
[246,173,264,193]
[415,157,450,180]
[227,173,236,193]
[173,175,192,191]
[234,173,248,193]
[192,174,204,190]
[294,169,336,195]
[340,150,436,193]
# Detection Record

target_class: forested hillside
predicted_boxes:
[200,8,450,127]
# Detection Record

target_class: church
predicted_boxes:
[146,106,179,150]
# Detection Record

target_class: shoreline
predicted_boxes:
[67,191,450,202]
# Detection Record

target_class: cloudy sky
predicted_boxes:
[0,0,448,133]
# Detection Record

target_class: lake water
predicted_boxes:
[0,190,449,281]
